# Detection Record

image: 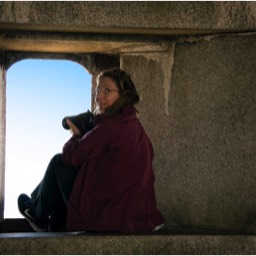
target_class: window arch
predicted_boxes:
[5,59,91,218]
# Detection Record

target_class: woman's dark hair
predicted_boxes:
[96,68,140,114]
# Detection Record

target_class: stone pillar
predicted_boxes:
[0,64,6,221]
[120,45,175,224]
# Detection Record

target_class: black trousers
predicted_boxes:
[30,153,79,231]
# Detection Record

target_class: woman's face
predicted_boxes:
[95,76,120,114]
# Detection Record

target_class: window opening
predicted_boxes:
[5,59,91,218]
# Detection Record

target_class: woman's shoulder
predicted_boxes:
[94,105,137,125]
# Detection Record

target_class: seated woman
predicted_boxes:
[18,68,165,233]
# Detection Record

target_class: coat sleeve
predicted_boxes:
[61,124,109,167]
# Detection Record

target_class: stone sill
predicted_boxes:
[0,218,246,235]
[1,219,256,254]
[1,231,256,254]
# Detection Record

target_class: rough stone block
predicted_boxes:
[121,33,256,233]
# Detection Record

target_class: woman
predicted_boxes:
[18,68,165,233]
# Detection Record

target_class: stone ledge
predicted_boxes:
[0,218,249,235]
[1,219,256,254]
[1,2,256,33]
[1,232,256,254]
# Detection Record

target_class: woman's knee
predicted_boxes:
[50,153,63,167]
[52,153,62,162]
[45,153,63,178]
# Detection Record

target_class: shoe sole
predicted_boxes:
[20,209,47,232]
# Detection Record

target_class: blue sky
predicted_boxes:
[5,59,91,218]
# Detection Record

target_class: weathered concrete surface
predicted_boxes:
[121,32,256,233]
[1,232,256,255]
[0,2,256,34]
[0,30,168,53]
[1,1,256,54]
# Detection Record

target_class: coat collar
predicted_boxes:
[93,105,138,126]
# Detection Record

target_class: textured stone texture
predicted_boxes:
[0,30,166,53]
[1,232,256,254]
[0,2,256,34]
[121,33,256,233]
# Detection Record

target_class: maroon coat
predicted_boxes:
[62,105,165,233]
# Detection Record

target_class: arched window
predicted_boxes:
[5,59,91,218]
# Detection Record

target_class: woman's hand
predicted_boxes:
[66,119,81,136]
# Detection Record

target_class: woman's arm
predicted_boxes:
[61,122,109,167]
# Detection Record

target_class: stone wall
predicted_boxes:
[0,2,256,34]
[121,32,256,233]
[0,2,256,233]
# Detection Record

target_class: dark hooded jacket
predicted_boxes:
[62,105,165,232]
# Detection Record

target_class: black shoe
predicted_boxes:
[18,194,48,232]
